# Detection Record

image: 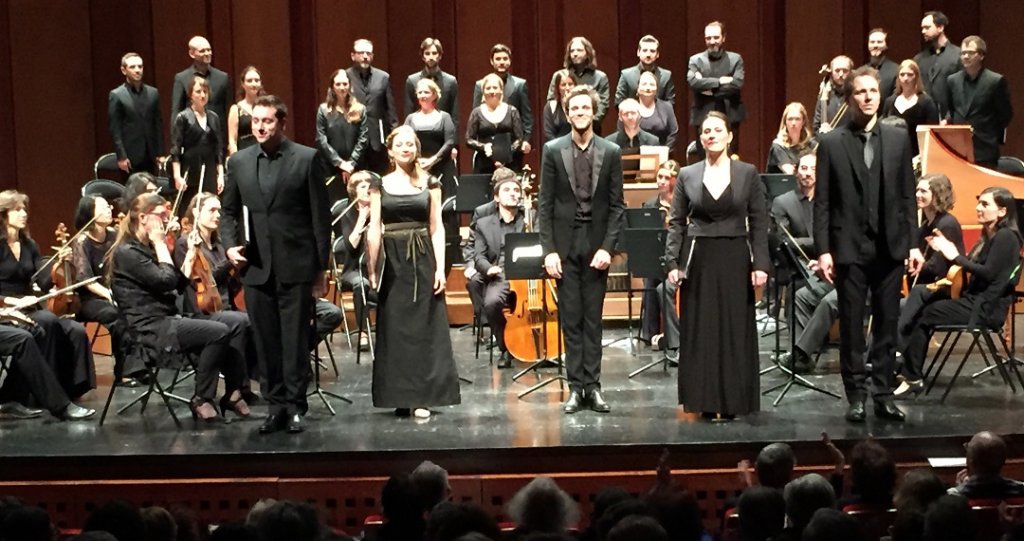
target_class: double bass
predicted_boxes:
[503,166,563,363]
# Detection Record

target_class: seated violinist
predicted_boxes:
[467,167,526,369]
[172,192,253,416]
[110,192,248,422]
[72,195,138,384]
[896,187,1022,397]
[0,190,95,400]
[0,319,95,420]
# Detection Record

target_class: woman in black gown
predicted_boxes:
[542,69,577,143]
[227,65,263,155]
[366,125,460,419]
[665,111,769,420]
[404,78,457,195]
[466,73,524,174]
[315,68,369,201]
[171,76,223,216]
[0,190,95,400]
[881,60,938,156]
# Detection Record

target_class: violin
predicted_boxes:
[181,217,223,315]
[47,223,81,317]
[503,166,564,363]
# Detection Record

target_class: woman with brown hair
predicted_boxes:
[227,65,265,155]
[315,68,368,200]
[171,75,224,214]
[543,69,577,143]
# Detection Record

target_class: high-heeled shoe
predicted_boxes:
[893,379,924,398]
[219,392,251,418]
[190,397,220,423]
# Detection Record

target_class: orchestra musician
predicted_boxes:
[337,171,377,351]
[0,190,95,401]
[348,39,399,175]
[468,168,527,369]
[898,187,1023,396]
[544,38,611,132]
[316,68,369,199]
[914,11,962,118]
[636,71,679,149]
[404,38,459,127]
[945,35,1014,170]
[539,85,625,414]
[813,56,854,135]
[766,102,815,175]
[687,21,746,155]
[109,193,247,423]
[173,192,253,417]
[881,60,939,157]
[542,70,577,144]
[227,65,265,155]
[0,323,95,421]
[862,29,899,99]
[640,160,680,360]
[606,99,659,155]
[615,34,676,106]
[472,44,534,155]
[170,76,225,215]
[171,36,231,142]
[665,111,769,421]
[108,52,164,175]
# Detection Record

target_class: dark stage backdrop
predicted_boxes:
[0,0,1019,243]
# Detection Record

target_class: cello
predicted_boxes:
[503,166,563,363]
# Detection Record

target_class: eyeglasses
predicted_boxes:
[960,50,981,57]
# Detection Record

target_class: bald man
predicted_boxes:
[949,431,1024,499]
[171,35,231,141]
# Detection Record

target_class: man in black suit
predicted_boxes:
[605,99,660,155]
[862,29,898,101]
[814,67,921,423]
[405,38,459,127]
[687,21,745,155]
[914,11,962,117]
[472,44,534,155]
[615,35,676,106]
[171,36,230,138]
[945,35,1013,170]
[545,37,611,130]
[469,170,526,369]
[221,95,331,435]
[539,85,625,414]
[108,52,164,175]
[813,56,853,135]
[348,39,398,174]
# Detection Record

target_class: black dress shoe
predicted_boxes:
[563,390,583,414]
[874,401,906,422]
[589,390,611,413]
[0,402,44,419]
[259,413,287,434]
[287,413,305,433]
[845,401,867,423]
[496,351,512,369]
[57,403,96,421]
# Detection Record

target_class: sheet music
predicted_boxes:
[511,244,542,262]
[243,206,250,243]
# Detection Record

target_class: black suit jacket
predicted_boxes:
[537,135,625,258]
[814,122,917,264]
[946,68,1014,165]
[220,138,331,285]
[347,66,399,152]
[406,69,459,127]
[863,56,899,100]
[915,43,962,117]
[108,82,164,165]
[615,65,676,105]
[473,210,526,271]
[171,66,230,132]
[771,189,815,256]
[473,74,534,139]
[686,50,745,126]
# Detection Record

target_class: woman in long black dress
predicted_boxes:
[636,71,678,148]
[466,73,524,174]
[366,125,460,419]
[316,68,368,201]
[665,111,769,420]
[766,102,815,174]
[542,69,577,143]
[171,76,224,216]
[0,190,95,400]
[404,78,457,195]
[227,65,263,155]
[881,59,938,156]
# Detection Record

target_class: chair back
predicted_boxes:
[997,156,1024,177]
[94,153,119,179]
[331,198,350,237]
[82,178,127,201]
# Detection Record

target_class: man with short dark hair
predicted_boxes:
[615,35,675,106]
[405,38,459,126]
[171,36,230,138]
[348,39,398,174]
[814,56,854,135]
[914,11,962,117]
[221,95,331,435]
[545,37,611,129]
[949,431,1024,499]
[687,21,745,153]
[945,35,1013,170]
[473,44,534,154]
[108,52,164,175]
[862,28,898,99]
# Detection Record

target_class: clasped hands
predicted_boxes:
[543,249,612,279]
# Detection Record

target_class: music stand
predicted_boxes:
[761,236,841,405]
[625,208,664,229]
[620,228,675,377]
[758,174,797,339]
[760,174,798,200]
[502,232,567,399]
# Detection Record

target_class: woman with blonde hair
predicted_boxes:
[766,102,814,174]
[882,59,939,155]
[466,73,524,173]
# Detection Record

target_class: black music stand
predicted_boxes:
[758,174,796,339]
[603,209,665,352]
[621,228,675,377]
[502,232,567,399]
[761,236,841,406]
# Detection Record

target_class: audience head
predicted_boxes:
[589,486,633,524]
[783,473,836,530]
[68,533,118,541]
[802,508,864,541]
[594,498,650,541]
[890,510,926,541]
[210,522,260,541]
[645,488,703,541]
[923,495,974,541]
[966,430,1008,477]
[381,474,424,524]
[849,439,897,505]
[411,460,451,513]
[507,477,580,534]
[424,501,500,541]
[140,506,177,541]
[607,515,668,541]
[894,469,947,514]
[83,499,145,541]
[254,500,321,541]
[170,505,204,541]
[246,498,278,526]
[738,486,785,541]
[2,504,53,541]
[756,443,796,489]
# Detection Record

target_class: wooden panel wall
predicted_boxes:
[2,0,1022,243]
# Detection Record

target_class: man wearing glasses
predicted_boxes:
[945,36,1013,170]
[347,39,398,174]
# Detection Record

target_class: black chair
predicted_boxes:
[354,252,378,366]
[82,179,126,201]
[93,153,120,179]
[331,198,350,238]
[330,235,355,351]
[997,156,1024,177]
[99,326,189,427]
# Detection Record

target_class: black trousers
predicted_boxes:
[30,309,94,399]
[77,298,132,377]
[0,323,70,414]
[897,284,947,380]
[558,223,609,394]
[468,273,513,352]
[793,278,839,356]
[903,296,984,380]
[245,277,314,416]
[835,252,902,403]
[174,316,244,401]
[341,269,377,328]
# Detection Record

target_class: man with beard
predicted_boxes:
[472,44,534,155]
[945,35,1013,169]
[171,36,230,141]
[545,37,611,131]
[615,35,676,106]
[405,38,459,127]
[914,11,962,117]
[813,55,854,135]
[686,21,746,155]
[861,29,898,99]
[109,52,165,175]
[538,85,624,414]
[347,39,398,173]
